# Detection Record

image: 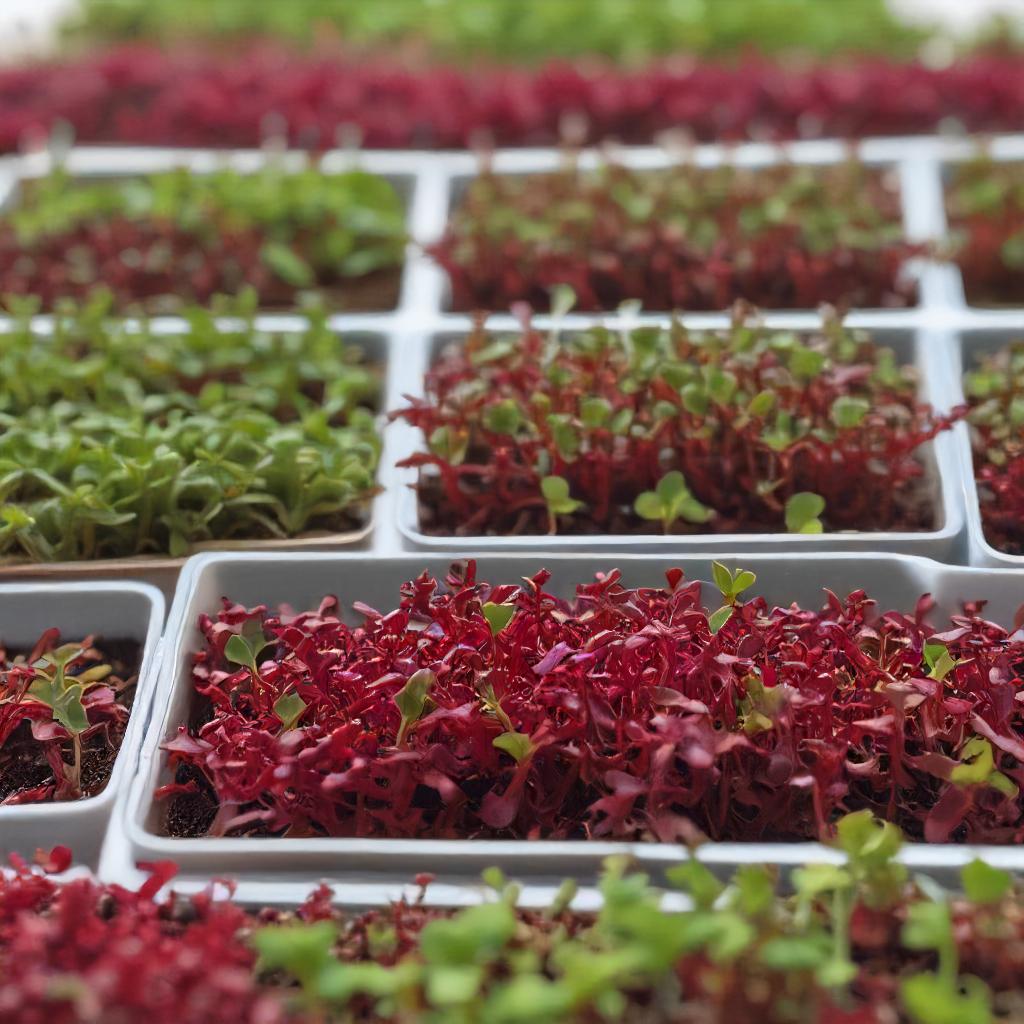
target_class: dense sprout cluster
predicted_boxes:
[5,818,1024,1023]
[161,563,1024,845]
[3,47,1024,154]
[432,163,919,312]
[0,167,406,312]
[393,308,959,537]
[0,300,381,562]
[64,0,927,62]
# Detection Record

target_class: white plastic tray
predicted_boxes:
[393,321,967,557]
[104,550,1024,896]
[0,580,164,868]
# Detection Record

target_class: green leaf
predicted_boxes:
[260,241,315,288]
[316,961,406,1004]
[610,408,633,435]
[419,902,516,967]
[785,491,826,534]
[759,934,830,971]
[656,470,686,504]
[469,339,515,366]
[579,396,612,428]
[961,859,1012,905]
[788,346,827,380]
[483,399,522,436]
[493,731,534,763]
[836,810,903,866]
[428,425,469,465]
[951,737,995,787]
[481,867,507,892]
[273,690,307,732]
[665,859,724,910]
[52,683,90,734]
[482,601,515,636]
[681,382,709,416]
[901,972,992,1024]
[988,770,1018,798]
[486,976,573,1023]
[705,367,738,405]
[732,865,776,917]
[633,491,663,521]
[225,633,255,668]
[747,389,776,417]
[540,475,583,516]
[252,920,337,980]
[708,606,733,634]
[426,964,484,1007]
[711,561,732,597]
[792,863,852,899]
[830,395,871,429]
[549,284,577,319]
[923,640,957,682]
[732,570,756,596]
[394,668,436,746]
[902,901,951,952]
[817,957,859,988]
[711,563,757,604]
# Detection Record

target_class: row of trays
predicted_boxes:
[2,549,1024,908]
[1,315,1011,585]
[4,134,1024,320]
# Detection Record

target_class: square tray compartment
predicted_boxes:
[0,325,390,601]
[1,580,164,869]
[392,319,967,558]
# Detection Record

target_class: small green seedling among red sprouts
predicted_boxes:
[0,629,138,802]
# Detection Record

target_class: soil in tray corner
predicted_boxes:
[0,639,141,804]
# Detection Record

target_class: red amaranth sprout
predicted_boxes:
[159,561,1024,845]
[430,161,921,312]
[3,46,1024,153]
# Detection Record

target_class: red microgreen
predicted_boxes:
[3,46,1024,153]
[391,308,963,537]
[160,562,1024,845]
[431,161,921,311]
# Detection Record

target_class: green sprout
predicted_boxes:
[540,476,583,534]
[633,471,713,534]
[26,643,111,794]
[784,492,825,534]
